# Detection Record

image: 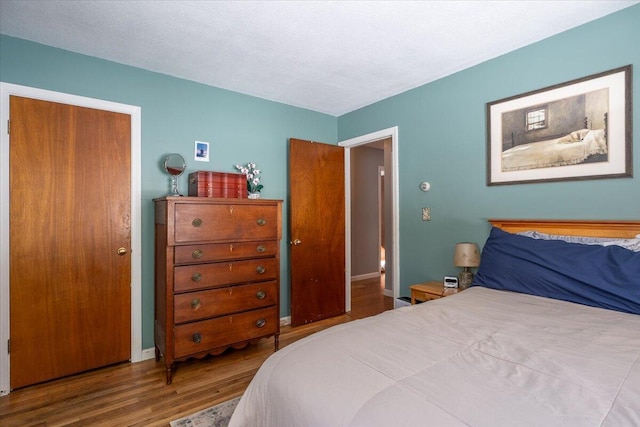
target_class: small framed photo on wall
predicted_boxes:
[194,141,209,162]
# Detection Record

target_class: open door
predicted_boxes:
[289,138,345,326]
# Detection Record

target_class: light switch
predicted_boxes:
[422,207,431,221]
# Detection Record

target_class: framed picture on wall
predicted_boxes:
[194,140,210,162]
[486,65,632,186]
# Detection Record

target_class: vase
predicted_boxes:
[248,192,260,199]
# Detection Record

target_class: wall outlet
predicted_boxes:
[422,207,431,221]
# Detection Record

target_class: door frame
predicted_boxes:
[0,82,142,395]
[378,165,385,283]
[339,126,399,312]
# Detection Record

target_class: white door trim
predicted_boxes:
[339,126,399,312]
[378,165,391,297]
[0,82,142,395]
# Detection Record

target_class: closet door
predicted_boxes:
[9,96,131,389]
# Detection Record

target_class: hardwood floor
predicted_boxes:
[0,276,393,426]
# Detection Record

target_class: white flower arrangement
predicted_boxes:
[234,162,264,194]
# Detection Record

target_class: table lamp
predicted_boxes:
[454,242,480,290]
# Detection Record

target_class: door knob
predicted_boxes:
[117,247,127,256]
[292,239,302,246]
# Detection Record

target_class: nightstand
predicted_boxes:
[409,281,459,304]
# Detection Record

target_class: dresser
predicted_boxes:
[154,196,282,384]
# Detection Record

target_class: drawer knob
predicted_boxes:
[192,249,203,259]
[192,333,202,344]
[256,266,266,274]
[192,218,203,227]
[191,298,202,310]
[255,319,266,328]
[191,272,202,282]
[256,218,266,226]
[256,290,266,300]
[256,245,266,253]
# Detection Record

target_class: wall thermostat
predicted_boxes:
[443,276,459,288]
[420,181,431,192]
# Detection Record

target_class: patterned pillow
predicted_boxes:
[517,230,640,252]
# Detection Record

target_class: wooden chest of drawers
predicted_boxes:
[154,197,282,384]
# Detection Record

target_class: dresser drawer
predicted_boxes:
[174,307,278,358]
[174,204,278,243]
[174,258,278,292]
[175,241,278,264]
[174,281,278,324]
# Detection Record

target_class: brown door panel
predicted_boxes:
[9,96,131,389]
[289,139,346,326]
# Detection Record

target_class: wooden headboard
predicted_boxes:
[489,219,640,239]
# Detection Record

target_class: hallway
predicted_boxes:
[350,274,394,320]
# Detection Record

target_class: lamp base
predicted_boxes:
[458,270,474,291]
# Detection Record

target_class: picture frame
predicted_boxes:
[194,140,209,162]
[486,65,632,186]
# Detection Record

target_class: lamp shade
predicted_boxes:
[453,243,480,268]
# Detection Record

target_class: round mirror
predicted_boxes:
[163,153,186,196]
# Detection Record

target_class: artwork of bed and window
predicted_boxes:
[486,65,631,185]
[501,89,608,171]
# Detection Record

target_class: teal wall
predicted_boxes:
[338,5,640,295]
[0,35,337,349]
[1,5,639,350]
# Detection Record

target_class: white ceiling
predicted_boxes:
[0,0,637,116]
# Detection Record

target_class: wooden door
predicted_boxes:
[9,96,131,389]
[289,139,345,326]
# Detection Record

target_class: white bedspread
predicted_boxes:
[501,129,607,172]
[229,287,640,427]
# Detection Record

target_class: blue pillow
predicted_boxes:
[472,227,640,315]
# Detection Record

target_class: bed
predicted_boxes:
[501,129,607,171]
[229,219,640,427]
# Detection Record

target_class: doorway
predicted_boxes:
[339,126,399,313]
[0,83,142,395]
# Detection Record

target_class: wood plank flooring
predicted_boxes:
[0,276,393,426]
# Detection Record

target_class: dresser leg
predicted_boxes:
[166,366,173,385]
[154,346,160,362]
[274,334,280,351]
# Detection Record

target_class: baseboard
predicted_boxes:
[351,271,381,281]
[383,288,393,298]
[280,316,291,326]
[141,347,156,361]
